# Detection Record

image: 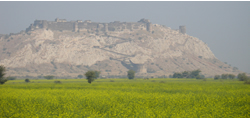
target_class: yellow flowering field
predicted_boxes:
[0,78,249,118]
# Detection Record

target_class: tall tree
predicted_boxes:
[228,74,235,79]
[238,73,248,81]
[221,74,228,79]
[214,75,220,80]
[189,69,201,78]
[173,72,183,78]
[127,70,135,79]
[0,65,7,84]
[85,70,96,83]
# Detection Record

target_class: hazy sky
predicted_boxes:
[0,2,249,73]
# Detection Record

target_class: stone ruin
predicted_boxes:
[179,25,186,34]
[26,18,186,35]
[24,18,187,74]
[26,18,153,33]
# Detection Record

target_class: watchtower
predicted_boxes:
[74,22,78,32]
[138,18,152,32]
[104,23,108,32]
[179,26,186,34]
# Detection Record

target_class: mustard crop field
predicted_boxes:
[0,78,249,118]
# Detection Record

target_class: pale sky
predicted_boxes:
[0,2,249,73]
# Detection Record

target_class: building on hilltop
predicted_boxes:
[25,18,186,35]
[26,18,153,33]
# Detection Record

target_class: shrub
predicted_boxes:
[127,70,135,79]
[77,75,83,79]
[25,79,30,83]
[85,70,96,84]
[214,75,220,80]
[110,80,115,82]
[221,74,228,79]
[244,78,250,84]
[173,72,183,78]
[7,76,16,80]
[196,75,205,79]
[238,73,248,81]
[228,74,235,79]
[54,81,61,84]
[159,81,165,83]
[44,75,54,80]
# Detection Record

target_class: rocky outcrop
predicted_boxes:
[0,21,241,78]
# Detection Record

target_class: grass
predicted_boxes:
[0,78,249,118]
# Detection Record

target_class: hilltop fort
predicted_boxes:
[26,18,186,34]
[0,18,239,78]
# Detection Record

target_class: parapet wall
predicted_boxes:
[26,18,152,33]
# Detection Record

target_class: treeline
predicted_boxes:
[214,73,250,84]
[214,74,236,80]
[171,69,204,79]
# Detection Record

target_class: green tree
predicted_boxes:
[44,75,54,80]
[127,70,135,79]
[221,74,228,79]
[196,74,205,79]
[94,71,101,79]
[85,70,96,84]
[7,76,16,80]
[0,65,7,84]
[182,71,190,78]
[173,72,183,78]
[25,78,30,83]
[214,75,220,80]
[77,74,83,79]
[189,69,201,78]
[238,73,248,81]
[228,74,235,79]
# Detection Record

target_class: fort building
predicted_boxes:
[179,25,186,34]
[26,18,154,33]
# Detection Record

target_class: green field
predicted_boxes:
[0,78,249,118]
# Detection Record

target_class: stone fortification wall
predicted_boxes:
[26,18,152,33]
[47,22,75,31]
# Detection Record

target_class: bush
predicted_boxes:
[196,75,205,79]
[244,78,250,84]
[172,69,201,78]
[25,78,30,83]
[214,75,220,80]
[127,70,135,79]
[238,73,248,81]
[44,75,54,80]
[173,72,183,78]
[110,80,115,82]
[54,81,61,84]
[77,75,83,79]
[228,74,235,79]
[0,65,7,84]
[7,76,16,80]
[221,74,228,79]
[85,70,96,84]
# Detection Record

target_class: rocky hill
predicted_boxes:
[0,18,241,78]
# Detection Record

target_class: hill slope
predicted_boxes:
[0,20,241,78]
